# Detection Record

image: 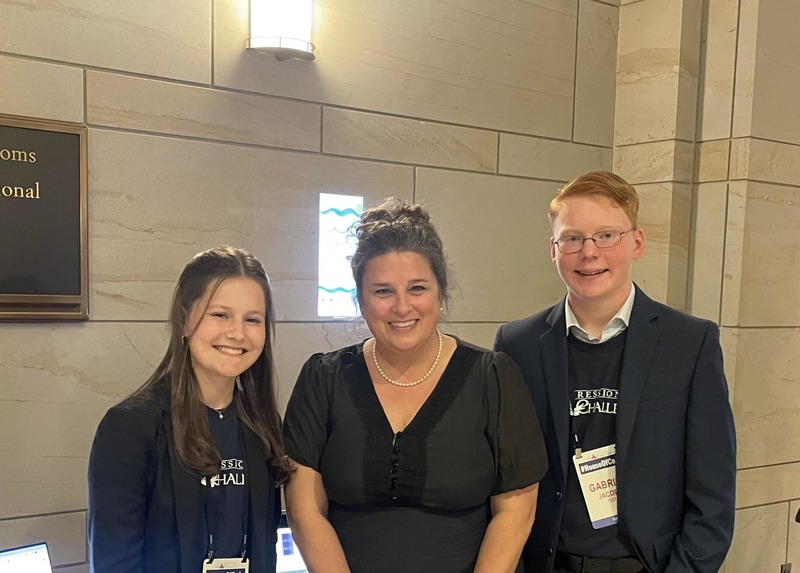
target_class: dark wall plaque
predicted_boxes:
[0,116,88,320]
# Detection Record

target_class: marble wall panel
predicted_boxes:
[665,183,692,309]
[441,322,505,352]
[213,0,576,137]
[498,135,611,181]
[615,0,686,145]
[0,456,87,523]
[698,0,739,141]
[736,183,800,326]
[633,182,691,309]
[731,0,758,138]
[737,462,800,508]
[574,0,619,147]
[613,140,694,184]
[0,0,210,83]
[0,322,168,517]
[322,108,497,172]
[674,0,703,144]
[88,129,413,321]
[614,0,701,144]
[730,138,800,187]
[0,56,83,124]
[725,504,788,573]
[746,0,800,146]
[0,512,85,566]
[720,180,747,326]
[689,182,727,321]
[733,329,800,468]
[696,140,730,182]
[728,138,748,180]
[87,72,320,152]
[416,169,566,322]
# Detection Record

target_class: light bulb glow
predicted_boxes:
[248,0,314,58]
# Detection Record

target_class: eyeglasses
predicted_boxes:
[553,229,635,254]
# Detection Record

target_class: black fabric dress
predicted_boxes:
[283,339,547,573]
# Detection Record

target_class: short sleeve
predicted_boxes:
[487,351,548,495]
[283,353,332,471]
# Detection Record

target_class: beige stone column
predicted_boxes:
[615,0,800,570]
[706,0,800,569]
[612,0,702,310]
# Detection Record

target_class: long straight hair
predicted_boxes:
[132,246,291,480]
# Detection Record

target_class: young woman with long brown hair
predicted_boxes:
[88,246,291,573]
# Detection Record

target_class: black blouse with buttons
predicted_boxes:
[284,339,547,573]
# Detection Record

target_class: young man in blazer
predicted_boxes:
[494,172,736,573]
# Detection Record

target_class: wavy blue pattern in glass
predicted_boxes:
[318,286,357,295]
[320,207,362,217]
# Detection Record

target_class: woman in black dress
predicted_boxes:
[283,199,547,572]
[88,246,291,573]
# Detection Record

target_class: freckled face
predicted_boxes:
[359,251,442,358]
[550,195,645,309]
[184,277,267,387]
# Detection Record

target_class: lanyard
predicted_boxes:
[568,374,587,460]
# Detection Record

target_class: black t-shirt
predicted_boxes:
[205,406,247,560]
[558,331,633,557]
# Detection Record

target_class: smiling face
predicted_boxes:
[550,195,645,313]
[360,251,442,359]
[184,276,267,388]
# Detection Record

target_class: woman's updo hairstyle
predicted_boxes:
[351,197,450,308]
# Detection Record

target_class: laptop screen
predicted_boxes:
[275,525,308,573]
[0,542,54,573]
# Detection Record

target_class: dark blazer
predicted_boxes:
[494,287,736,573]
[88,384,280,573]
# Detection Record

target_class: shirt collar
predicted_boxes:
[564,283,636,344]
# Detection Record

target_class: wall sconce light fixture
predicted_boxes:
[247,0,315,61]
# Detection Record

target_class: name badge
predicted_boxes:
[201,557,249,573]
[572,444,618,529]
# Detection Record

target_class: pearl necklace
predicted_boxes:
[372,329,443,387]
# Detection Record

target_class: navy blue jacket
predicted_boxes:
[495,287,736,573]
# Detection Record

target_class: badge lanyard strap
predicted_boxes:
[570,397,584,459]
[205,425,252,563]
[568,365,585,459]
